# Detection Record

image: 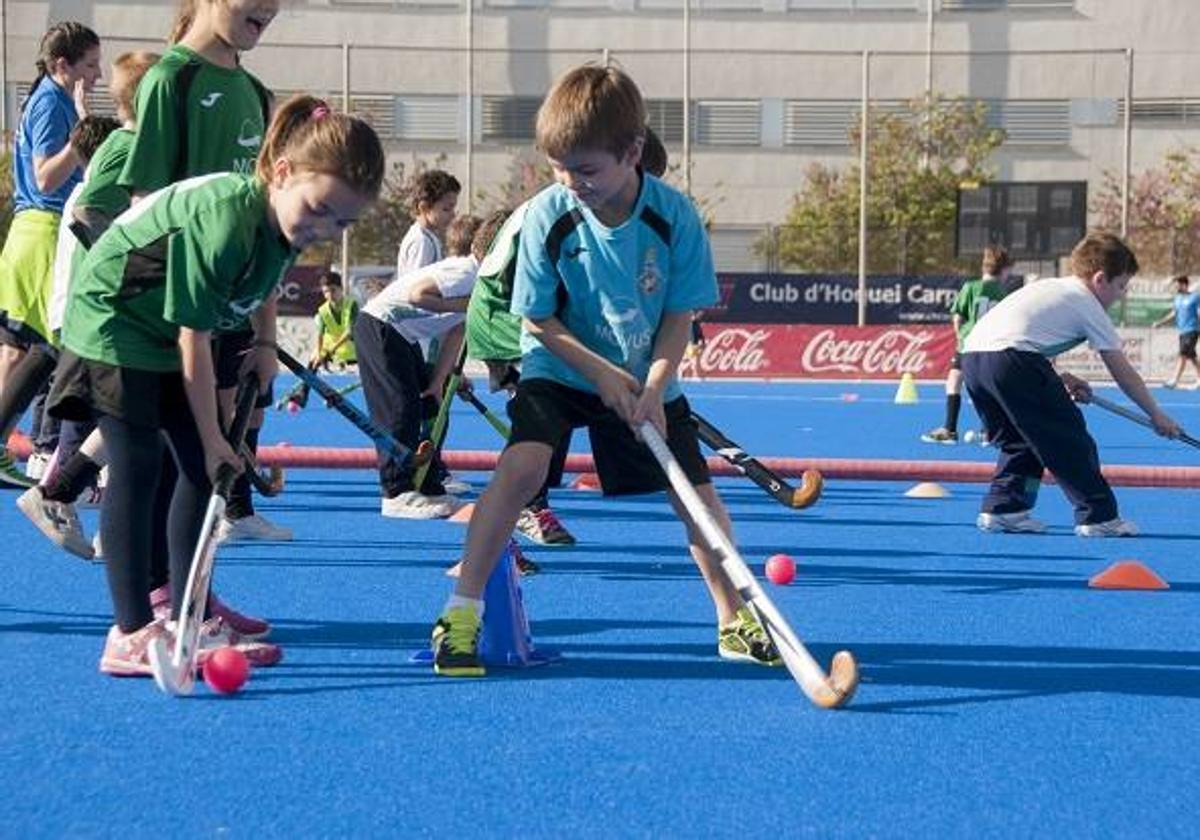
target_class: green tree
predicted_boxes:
[474,150,553,212]
[1092,147,1200,275]
[763,95,1005,274]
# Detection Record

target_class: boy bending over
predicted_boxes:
[430,64,780,676]
[963,233,1181,537]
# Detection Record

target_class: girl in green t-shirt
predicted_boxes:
[124,0,284,549]
[46,95,385,678]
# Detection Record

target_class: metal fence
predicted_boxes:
[4,15,1196,318]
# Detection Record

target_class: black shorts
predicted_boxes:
[949,352,962,371]
[47,350,188,429]
[507,378,709,496]
[213,329,273,408]
[1180,331,1198,360]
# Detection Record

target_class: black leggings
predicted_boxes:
[0,343,56,440]
[98,412,211,633]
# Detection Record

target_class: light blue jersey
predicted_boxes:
[1173,291,1199,333]
[511,175,716,402]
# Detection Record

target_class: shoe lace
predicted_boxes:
[443,609,480,655]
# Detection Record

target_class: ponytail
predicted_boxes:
[22,21,100,115]
[256,95,385,199]
[167,0,197,44]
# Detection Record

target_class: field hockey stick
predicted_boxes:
[638,421,858,710]
[276,345,430,470]
[691,412,823,510]
[240,442,285,498]
[150,375,260,696]
[413,340,467,489]
[459,389,512,439]
[1090,394,1200,448]
[333,380,362,399]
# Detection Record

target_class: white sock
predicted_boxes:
[444,593,484,618]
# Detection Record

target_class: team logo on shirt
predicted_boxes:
[236,119,263,149]
[639,248,660,295]
[215,296,264,331]
[199,92,223,108]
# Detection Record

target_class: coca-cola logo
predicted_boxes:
[801,328,933,375]
[688,328,771,374]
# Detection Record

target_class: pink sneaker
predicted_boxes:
[99,619,172,677]
[148,585,271,640]
[209,592,272,640]
[196,617,283,668]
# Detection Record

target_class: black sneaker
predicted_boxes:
[431,607,485,677]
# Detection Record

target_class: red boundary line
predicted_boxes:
[256,445,1199,489]
[11,433,1194,488]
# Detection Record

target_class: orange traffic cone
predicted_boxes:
[1088,560,1169,591]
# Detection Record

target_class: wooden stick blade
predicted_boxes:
[790,469,824,509]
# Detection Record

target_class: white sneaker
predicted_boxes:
[216,513,293,543]
[442,477,472,495]
[1074,517,1138,538]
[976,510,1047,534]
[24,450,51,480]
[381,491,457,519]
[16,486,93,560]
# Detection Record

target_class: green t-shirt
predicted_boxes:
[118,45,270,193]
[465,202,527,363]
[75,128,134,227]
[950,275,1007,348]
[63,173,295,372]
[65,128,136,322]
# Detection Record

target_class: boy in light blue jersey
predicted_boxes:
[430,64,780,677]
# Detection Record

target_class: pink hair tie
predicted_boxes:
[312,105,330,121]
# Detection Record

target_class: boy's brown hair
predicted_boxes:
[535,64,646,160]
[1070,232,1139,280]
[445,214,482,258]
[980,244,1012,277]
[411,169,461,214]
[69,115,121,164]
[472,209,511,262]
[109,51,160,123]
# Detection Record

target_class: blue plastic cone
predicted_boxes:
[412,540,560,668]
[478,540,560,667]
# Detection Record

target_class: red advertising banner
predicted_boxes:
[679,323,957,380]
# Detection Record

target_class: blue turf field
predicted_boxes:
[2,379,1199,837]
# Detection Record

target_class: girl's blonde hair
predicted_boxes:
[167,0,197,44]
[256,95,386,199]
[109,51,160,122]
